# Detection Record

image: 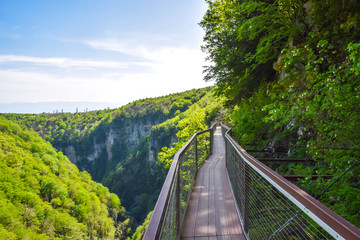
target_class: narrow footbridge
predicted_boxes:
[143,124,360,240]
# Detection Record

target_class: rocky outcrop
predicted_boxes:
[60,117,163,176]
[63,145,77,163]
[106,129,116,160]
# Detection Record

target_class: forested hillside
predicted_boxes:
[201,0,360,227]
[2,87,222,232]
[0,117,129,239]
[130,89,224,239]
[3,0,358,237]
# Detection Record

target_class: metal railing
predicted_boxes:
[221,124,360,240]
[143,123,216,239]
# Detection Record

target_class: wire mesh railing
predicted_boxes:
[221,123,360,240]
[143,124,215,240]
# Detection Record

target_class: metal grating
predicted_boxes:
[159,174,178,240]
[226,140,332,239]
[144,123,360,239]
[144,124,215,239]
[179,140,196,224]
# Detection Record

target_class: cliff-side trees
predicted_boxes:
[201,0,360,227]
[0,117,129,239]
[200,0,308,105]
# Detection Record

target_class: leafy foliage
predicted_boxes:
[0,117,129,239]
[263,39,360,227]
[200,0,305,105]
[202,0,360,227]
[129,211,152,240]
[158,90,223,168]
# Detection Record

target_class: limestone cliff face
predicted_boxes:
[106,128,116,160]
[60,117,161,174]
[63,145,77,163]
[121,120,152,150]
[56,115,175,224]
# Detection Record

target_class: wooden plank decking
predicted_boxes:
[180,126,245,240]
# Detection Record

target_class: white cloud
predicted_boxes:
[0,55,149,69]
[85,38,147,57]
[0,69,125,103]
[83,37,212,91]
[0,37,213,105]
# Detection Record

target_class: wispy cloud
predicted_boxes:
[0,36,212,104]
[85,38,146,56]
[84,37,206,66]
[0,55,149,69]
[0,69,125,103]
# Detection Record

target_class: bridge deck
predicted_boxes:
[181,126,245,240]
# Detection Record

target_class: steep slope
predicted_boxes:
[2,87,220,223]
[0,117,129,239]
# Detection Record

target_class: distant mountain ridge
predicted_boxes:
[0,102,120,114]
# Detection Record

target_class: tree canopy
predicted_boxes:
[201,0,360,227]
[0,117,130,239]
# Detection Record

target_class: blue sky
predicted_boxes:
[0,0,212,112]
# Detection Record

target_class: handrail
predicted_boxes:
[143,123,216,239]
[221,123,360,240]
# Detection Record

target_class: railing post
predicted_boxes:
[210,127,214,155]
[195,135,198,170]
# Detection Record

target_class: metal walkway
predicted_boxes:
[180,127,245,240]
[143,123,360,240]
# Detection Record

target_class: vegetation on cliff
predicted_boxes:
[0,117,129,239]
[129,211,152,240]
[158,90,223,168]
[1,87,222,236]
[2,88,210,153]
[201,0,360,226]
